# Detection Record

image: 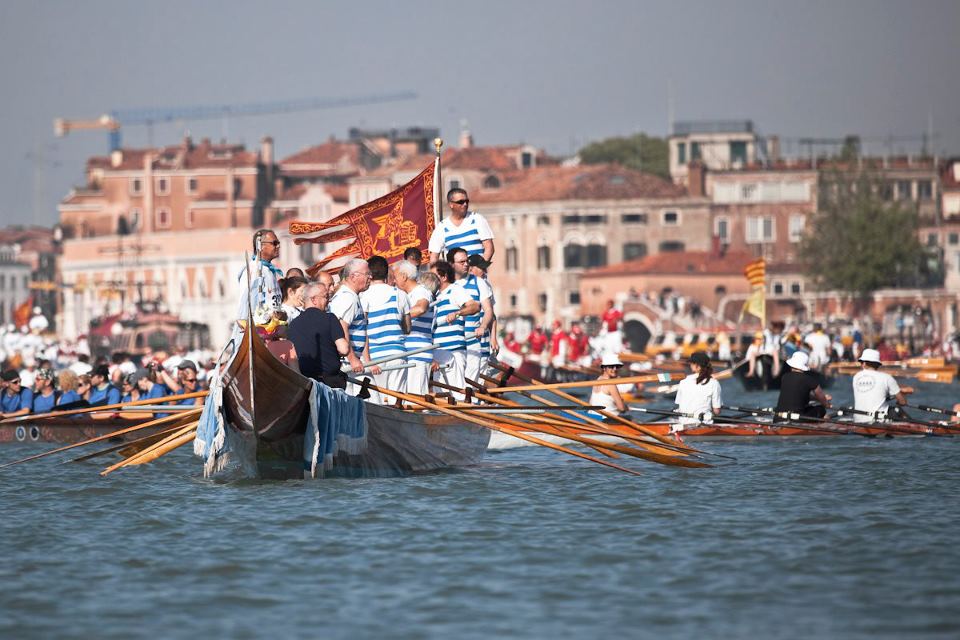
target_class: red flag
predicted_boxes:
[13,296,32,329]
[289,160,437,277]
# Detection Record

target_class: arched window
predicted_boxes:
[564,243,584,268]
[483,174,501,189]
[505,246,519,272]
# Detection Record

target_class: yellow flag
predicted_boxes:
[739,287,765,322]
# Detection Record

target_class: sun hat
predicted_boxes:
[858,348,882,365]
[785,351,810,372]
[600,353,624,367]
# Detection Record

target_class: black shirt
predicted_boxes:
[287,308,346,380]
[775,370,821,413]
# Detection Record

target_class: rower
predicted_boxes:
[328,258,373,395]
[359,255,411,404]
[0,370,33,418]
[672,351,722,442]
[852,348,907,423]
[774,352,831,419]
[466,253,498,379]
[446,247,494,385]
[590,354,627,415]
[393,262,437,395]
[430,260,480,399]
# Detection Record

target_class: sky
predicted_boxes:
[1,0,958,228]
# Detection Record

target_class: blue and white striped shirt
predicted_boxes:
[360,283,408,359]
[428,211,494,257]
[433,284,472,352]
[405,285,435,363]
[458,274,493,352]
[329,288,366,356]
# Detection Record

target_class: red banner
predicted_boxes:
[289,160,436,277]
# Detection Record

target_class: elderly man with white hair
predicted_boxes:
[393,259,438,395]
[328,258,373,386]
[359,256,410,404]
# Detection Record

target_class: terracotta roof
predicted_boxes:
[444,145,556,171]
[583,250,756,277]
[479,164,688,203]
[87,138,258,172]
[0,226,57,253]
[280,140,361,167]
[941,158,960,190]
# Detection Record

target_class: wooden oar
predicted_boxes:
[0,390,208,424]
[63,422,192,464]
[906,402,960,420]
[0,409,202,469]
[724,405,933,437]
[101,422,199,475]
[484,372,682,395]
[834,406,959,433]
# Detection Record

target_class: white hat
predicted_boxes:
[600,353,624,367]
[785,351,810,372]
[858,348,882,365]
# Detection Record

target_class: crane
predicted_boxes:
[54,90,418,151]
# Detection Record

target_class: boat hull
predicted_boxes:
[0,414,166,445]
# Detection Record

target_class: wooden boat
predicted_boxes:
[486,419,956,449]
[734,355,834,392]
[0,412,165,445]
[216,326,490,480]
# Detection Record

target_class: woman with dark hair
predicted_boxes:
[280,275,309,323]
[673,351,722,441]
[590,354,628,414]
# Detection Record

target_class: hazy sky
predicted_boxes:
[1,0,958,227]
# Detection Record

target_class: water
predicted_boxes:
[1,380,958,638]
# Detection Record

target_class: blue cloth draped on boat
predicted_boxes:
[304,380,367,478]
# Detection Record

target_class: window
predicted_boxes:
[730,141,747,166]
[156,177,170,195]
[185,209,195,228]
[662,211,679,226]
[156,207,171,229]
[791,282,802,294]
[483,174,501,189]
[621,213,647,224]
[918,180,933,200]
[448,179,461,191]
[506,246,519,272]
[537,245,551,270]
[623,242,647,261]
[219,281,225,298]
[715,217,729,243]
[521,151,534,169]
[773,282,784,295]
[741,183,757,201]
[746,216,775,243]
[0,275,5,290]
[880,183,893,201]
[677,142,686,165]
[927,233,938,247]
[130,178,143,195]
[129,208,141,231]
[187,177,199,194]
[564,243,583,268]
[537,215,551,226]
[233,178,242,198]
[949,233,959,246]
[789,214,805,243]
[509,294,517,308]
[584,214,607,225]
[538,293,547,313]
[897,180,912,201]
[714,285,726,296]
[659,241,685,252]
[569,292,581,305]
[562,214,583,225]
[691,142,702,161]
[585,244,607,268]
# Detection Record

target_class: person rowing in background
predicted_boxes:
[775,351,831,419]
[673,351,722,442]
[852,348,908,422]
[590,354,627,415]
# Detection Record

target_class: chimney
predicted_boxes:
[459,125,474,149]
[260,136,275,188]
[687,160,706,197]
[767,135,780,165]
[110,150,123,168]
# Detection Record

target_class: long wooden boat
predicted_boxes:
[214,326,490,480]
[0,412,165,445]
[487,419,956,450]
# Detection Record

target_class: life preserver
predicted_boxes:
[29,426,40,441]
[15,426,26,442]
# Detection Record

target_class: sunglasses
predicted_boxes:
[449,199,469,206]
[183,377,198,383]
[263,240,281,246]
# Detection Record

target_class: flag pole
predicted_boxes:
[434,137,444,224]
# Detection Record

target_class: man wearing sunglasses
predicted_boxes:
[1,369,33,418]
[428,188,495,264]
[236,228,284,327]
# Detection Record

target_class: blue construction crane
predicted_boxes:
[54,90,418,151]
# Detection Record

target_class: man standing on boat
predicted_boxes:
[430,260,480,397]
[852,348,907,423]
[467,254,500,374]
[393,260,437,395]
[359,256,411,403]
[774,352,831,419]
[448,247,494,385]
[329,258,373,383]
[428,188,495,263]
[237,229,284,327]
[288,282,351,389]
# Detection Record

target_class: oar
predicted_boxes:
[101,421,199,475]
[725,405,932,437]
[341,344,441,372]
[905,402,960,420]
[0,390,208,424]
[347,377,646,475]
[484,372,682,394]
[63,423,191,464]
[833,406,956,433]
[0,409,203,469]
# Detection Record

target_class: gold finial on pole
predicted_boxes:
[434,137,443,155]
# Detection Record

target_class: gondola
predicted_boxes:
[201,325,490,480]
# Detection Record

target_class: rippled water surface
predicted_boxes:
[1,380,959,638]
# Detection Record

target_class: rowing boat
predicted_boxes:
[0,412,165,445]
[201,325,490,480]
[733,355,834,392]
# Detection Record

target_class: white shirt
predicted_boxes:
[853,369,901,423]
[804,332,831,367]
[674,374,722,425]
[328,288,361,325]
[428,211,494,257]
[359,283,410,317]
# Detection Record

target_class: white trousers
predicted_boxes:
[405,361,432,396]
[433,349,466,400]
[371,364,407,405]
[464,350,485,386]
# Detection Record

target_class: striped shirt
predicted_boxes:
[360,283,409,359]
[433,284,472,352]
[329,287,366,356]
[428,211,494,257]
[458,274,493,351]
[405,285,435,363]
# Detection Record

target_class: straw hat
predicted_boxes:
[858,348,882,365]
[785,351,810,372]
